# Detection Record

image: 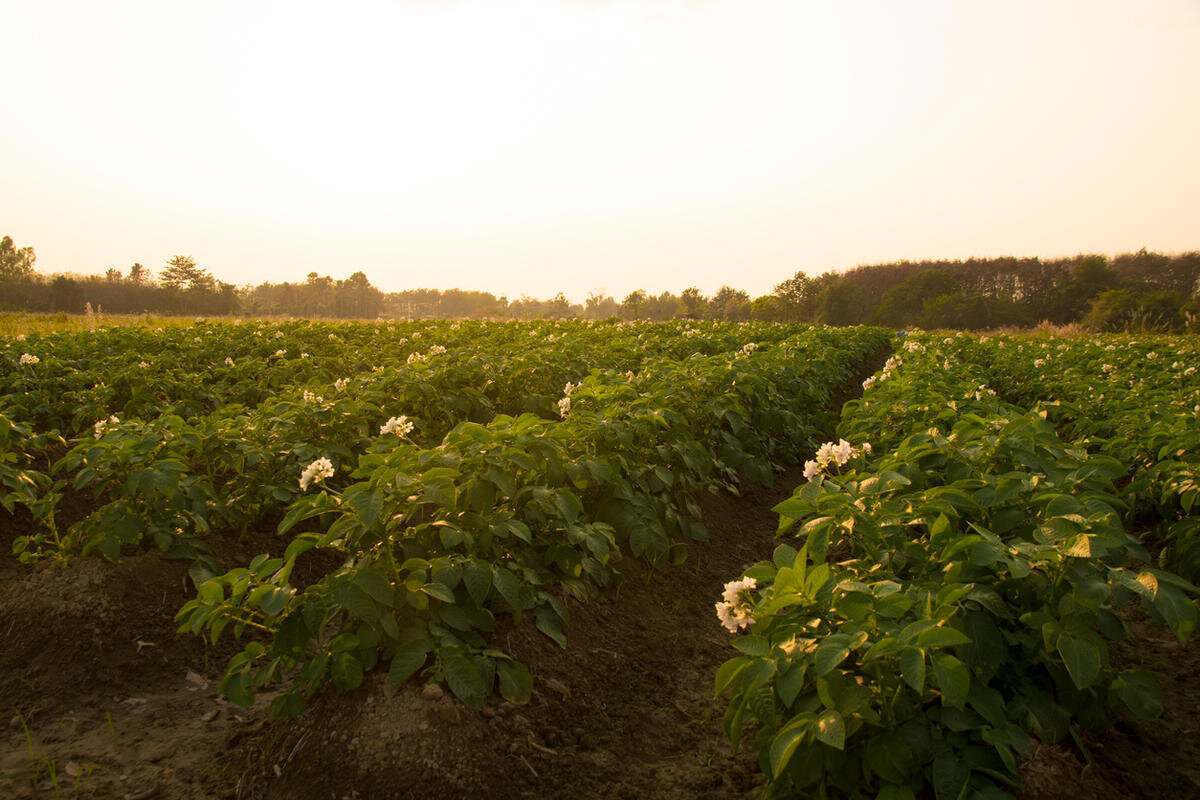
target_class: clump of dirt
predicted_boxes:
[0,545,270,800]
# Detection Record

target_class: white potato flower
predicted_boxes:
[93,415,119,439]
[299,457,335,491]
[715,577,757,633]
[379,415,414,437]
[19,353,39,365]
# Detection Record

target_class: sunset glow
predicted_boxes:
[3,0,1198,300]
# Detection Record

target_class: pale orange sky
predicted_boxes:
[3,0,1198,302]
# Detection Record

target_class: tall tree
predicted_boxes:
[0,235,36,278]
[160,254,215,291]
[680,286,706,318]
[709,286,751,320]
[621,290,647,320]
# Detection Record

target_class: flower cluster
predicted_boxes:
[302,390,324,404]
[973,385,997,401]
[379,415,414,437]
[407,352,425,365]
[741,342,758,355]
[715,577,757,633]
[335,377,350,392]
[224,357,234,366]
[557,396,571,418]
[863,355,902,391]
[19,353,39,365]
[428,344,447,356]
[804,438,871,481]
[93,415,120,439]
[299,457,335,491]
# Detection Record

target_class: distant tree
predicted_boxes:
[544,292,574,319]
[621,290,647,320]
[105,268,123,283]
[680,286,706,318]
[0,235,37,278]
[1083,288,1190,333]
[50,275,82,311]
[816,277,866,325]
[709,286,751,320]
[644,291,681,321]
[773,271,811,308]
[160,255,215,292]
[749,294,785,322]
[773,270,834,322]
[584,292,620,320]
[127,262,148,284]
[873,269,960,327]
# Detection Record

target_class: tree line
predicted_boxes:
[1,234,1197,330]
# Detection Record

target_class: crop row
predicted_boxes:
[177,324,889,714]
[1,320,891,716]
[717,332,1196,799]
[949,332,1200,583]
[3,319,820,571]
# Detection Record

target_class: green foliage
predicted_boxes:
[2,318,889,715]
[716,330,1199,799]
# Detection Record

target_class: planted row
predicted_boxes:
[716,332,1196,799]
[177,326,891,714]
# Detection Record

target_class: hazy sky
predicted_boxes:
[3,0,1198,302]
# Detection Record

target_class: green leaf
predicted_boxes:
[535,606,568,648]
[815,709,845,750]
[815,634,853,676]
[496,659,533,704]
[775,663,808,708]
[461,560,492,606]
[221,671,255,707]
[345,484,383,529]
[421,582,456,603]
[493,568,523,622]
[330,652,364,691]
[714,657,751,698]
[1112,669,1163,720]
[352,570,394,606]
[257,587,293,617]
[1057,634,1102,690]
[899,647,925,694]
[732,635,770,657]
[769,717,811,777]
[931,652,969,708]
[915,626,971,650]
[270,693,306,719]
[388,640,431,685]
[442,648,485,709]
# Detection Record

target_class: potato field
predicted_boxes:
[1,318,1197,799]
